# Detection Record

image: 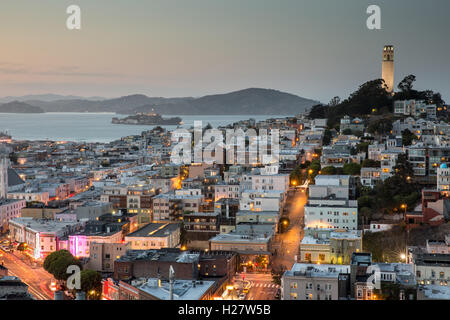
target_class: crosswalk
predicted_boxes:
[249,283,280,288]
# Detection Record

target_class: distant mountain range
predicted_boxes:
[0,101,44,113]
[0,94,105,103]
[0,88,318,115]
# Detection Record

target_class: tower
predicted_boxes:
[0,152,8,199]
[382,45,395,94]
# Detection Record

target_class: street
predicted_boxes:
[271,188,307,271]
[231,188,307,301]
[0,247,54,300]
[236,273,280,300]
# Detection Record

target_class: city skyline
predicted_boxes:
[1,0,449,103]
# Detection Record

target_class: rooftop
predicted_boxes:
[134,278,215,300]
[117,248,199,263]
[285,263,350,278]
[126,223,180,238]
[419,285,450,300]
[8,217,80,233]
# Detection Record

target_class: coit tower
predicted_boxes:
[382,45,395,94]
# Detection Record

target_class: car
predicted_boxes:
[50,282,57,292]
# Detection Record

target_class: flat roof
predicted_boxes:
[285,263,350,278]
[126,223,180,238]
[117,249,199,263]
[135,278,215,300]
[9,217,80,233]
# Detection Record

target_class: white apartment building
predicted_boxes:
[239,190,284,212]
[0,199,26,233]
[380,150,403,180]
[394,100,437,119]
[214,183,241,202]
[360,167,382,188]
[414,253,450,286]
[125,223,181,250]
[437,164,450,192]
[281,263,350,300]
[241,165,290,193]
[8,217,83,260]
[368,143,385,161]
[304,202,358,230]
[305,175,358,230]
[7,191,50,205]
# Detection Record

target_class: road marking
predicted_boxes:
[7,270,48,300]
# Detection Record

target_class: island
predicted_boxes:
[112,111,182,126]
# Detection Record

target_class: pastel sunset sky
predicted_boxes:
[1,0,449,103]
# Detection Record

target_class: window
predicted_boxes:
[357,290,362,298]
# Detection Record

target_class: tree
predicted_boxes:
[271,265,286,286]
[321,166,338,175]
[322,128,332,146]
[368,118,393,136]
[398,74,416,93]
[307,160,321,181]
[290,165,303,186]
[44,250,82,281]
[329,96,341,107]
[80,270,102,300]
[393,153,414,180]
[357,142,371,155]
[401,129,418,146]
[361,159,381,168]
[308,104,327,119]
[343,163,361,176]
[342,128,353,135]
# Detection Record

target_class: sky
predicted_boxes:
[0,0,449,103]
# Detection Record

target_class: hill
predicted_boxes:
[0,101,44,113]
[125,88,316,115]
[9,88,317,115]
